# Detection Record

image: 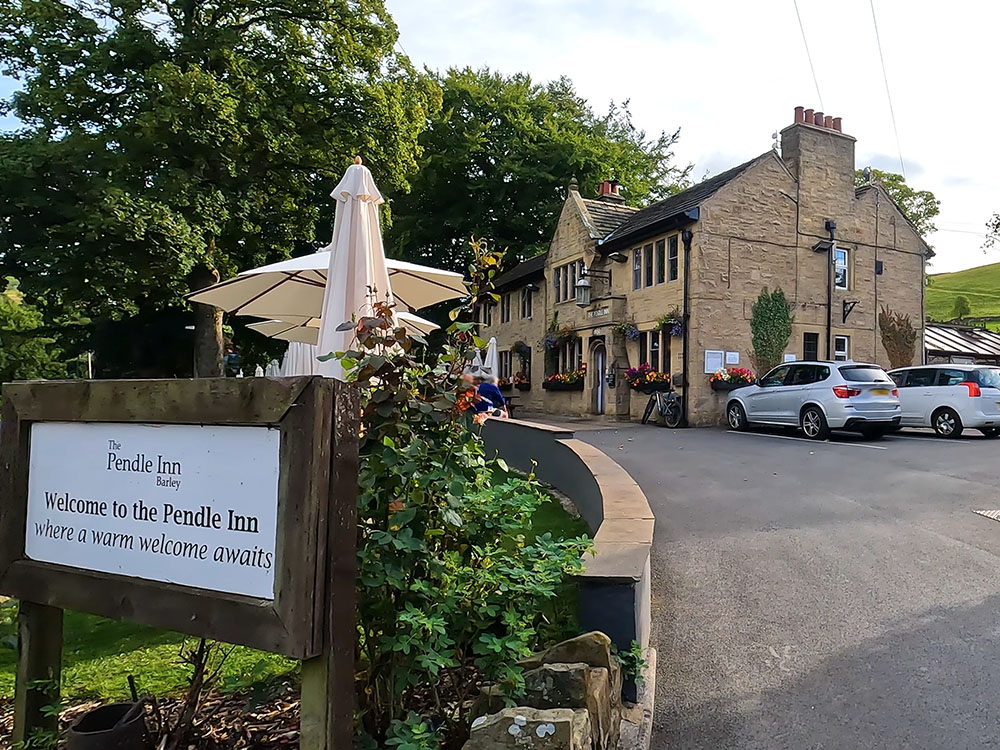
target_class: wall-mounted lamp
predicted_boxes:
[575,276,592,308]
[525,283,540,292]
[607,252,628,263]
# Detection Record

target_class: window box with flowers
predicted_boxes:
[626,362,673,393]
[513,371,531,391]
[542,366,586,392]
[709,367,755,391]
[498,376,512,392]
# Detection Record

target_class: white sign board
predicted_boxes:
[783,353,798,363]
[25,422,281,600]
[725,351,740,365]
[704,350,724,373]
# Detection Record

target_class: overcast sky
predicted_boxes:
[386,0,998,274]
[2,1,994,273]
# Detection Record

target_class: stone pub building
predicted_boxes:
[480,107,931,425]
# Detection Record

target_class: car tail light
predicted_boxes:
[833,385,862,398]
[891,388,899,397]
[960,381,982,397]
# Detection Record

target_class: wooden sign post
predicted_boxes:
[0,376,359,749]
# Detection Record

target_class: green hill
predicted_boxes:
[926,262,1000,324]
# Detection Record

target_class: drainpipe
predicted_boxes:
[824,219,837,360]
[681,229,693,426]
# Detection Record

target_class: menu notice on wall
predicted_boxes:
[25,422,281,600]
[704,350,724,373]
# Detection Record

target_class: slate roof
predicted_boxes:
[925,323,1000,362]
[601,153,771,249]
[493,252,546,291]
[580,198,637,237]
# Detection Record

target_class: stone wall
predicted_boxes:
[465,632,624,750]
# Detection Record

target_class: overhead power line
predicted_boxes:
[869,0,906,178]
[792,0,824,111]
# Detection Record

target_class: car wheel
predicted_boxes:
[800,405,830,440]
[932,407,963,438]
[726,402,748,431]
[860,426,887,440]
[980,427,1000,438]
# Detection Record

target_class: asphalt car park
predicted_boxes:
[577,421,1000,750]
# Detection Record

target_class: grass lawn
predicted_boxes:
[927,262,1000,327]
[0,496,588,704]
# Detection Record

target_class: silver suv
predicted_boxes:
[726,361,901,440]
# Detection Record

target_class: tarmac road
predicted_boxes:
[577,424,1000,750]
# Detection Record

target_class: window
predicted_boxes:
[788,364,831,385]
[553,261,585,302]
[833,335,849,361]
[558,338,583,372]
[500,293,511,323]
[655,239,666,284]
[803,332,819,361]
[520,287,533,319]
[759,365,791,387]
[633,248,641,290]
[644,243,653,287]
[477,303,492,327]
[839,365,892,383]
[499,351,512,379]
[649,330,660,371]
[937,368,968,386]
[976,368,1000,389]
[834,248,849,290]
[668,235,679,282]
[638,331,648,366]
[901,368,936,387]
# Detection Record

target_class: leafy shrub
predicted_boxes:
[750,287,793,374]
[334,240,592,747]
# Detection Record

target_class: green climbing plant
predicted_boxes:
[749,287,794,374]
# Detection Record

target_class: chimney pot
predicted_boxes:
[610,179,620,195]
[832,117,842,132]
[804,108,814,124]
[813,111,824,126]
[824,115,833,128]
[794,106,805,124]
[598,180,611,196]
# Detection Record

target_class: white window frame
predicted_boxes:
[558,338,583,372]
[554,268,561,303]
[834,335,849,361]
[834,247,849,290]
[633,248,641,290]
[520,287,533,319]
[499,350,512,379]
[668,235,679,282]
[655,239,665,284]
[500,293,511,323]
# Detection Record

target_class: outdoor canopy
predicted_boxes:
[247,310,439,346]
[185,251,466,320]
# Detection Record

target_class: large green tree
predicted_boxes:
[0,276,66,383]
[855,168,940,238]
[387,68,691,271]
[0,0,436,374]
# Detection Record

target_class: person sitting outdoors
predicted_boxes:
[477,372,508,419]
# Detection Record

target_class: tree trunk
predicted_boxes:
[188,264,224,378]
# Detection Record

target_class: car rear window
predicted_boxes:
[839,366,892,383]
[976,368,1000,388]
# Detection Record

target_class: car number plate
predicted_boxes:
[871,388,890,395]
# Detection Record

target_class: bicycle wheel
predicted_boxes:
[662,397,682,428]
[641,395,656,424]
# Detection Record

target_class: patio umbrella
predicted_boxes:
[185,251,466,319]
[280,342,319,377]
[483,337,499,378]
[247,311,439,346]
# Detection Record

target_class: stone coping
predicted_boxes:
[481,420,653,581]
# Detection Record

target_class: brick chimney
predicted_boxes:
[780,106,856,214]
[597,179,626,204]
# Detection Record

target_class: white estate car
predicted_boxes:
[888,364,1000,438]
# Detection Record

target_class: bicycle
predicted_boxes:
[640,388,683,428]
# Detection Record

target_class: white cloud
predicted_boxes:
[388,0,1000,272]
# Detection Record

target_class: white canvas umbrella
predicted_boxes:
[483,337,499,378]
[247,311,439,346]
[186,251,466,320]
[280,342,319,377]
